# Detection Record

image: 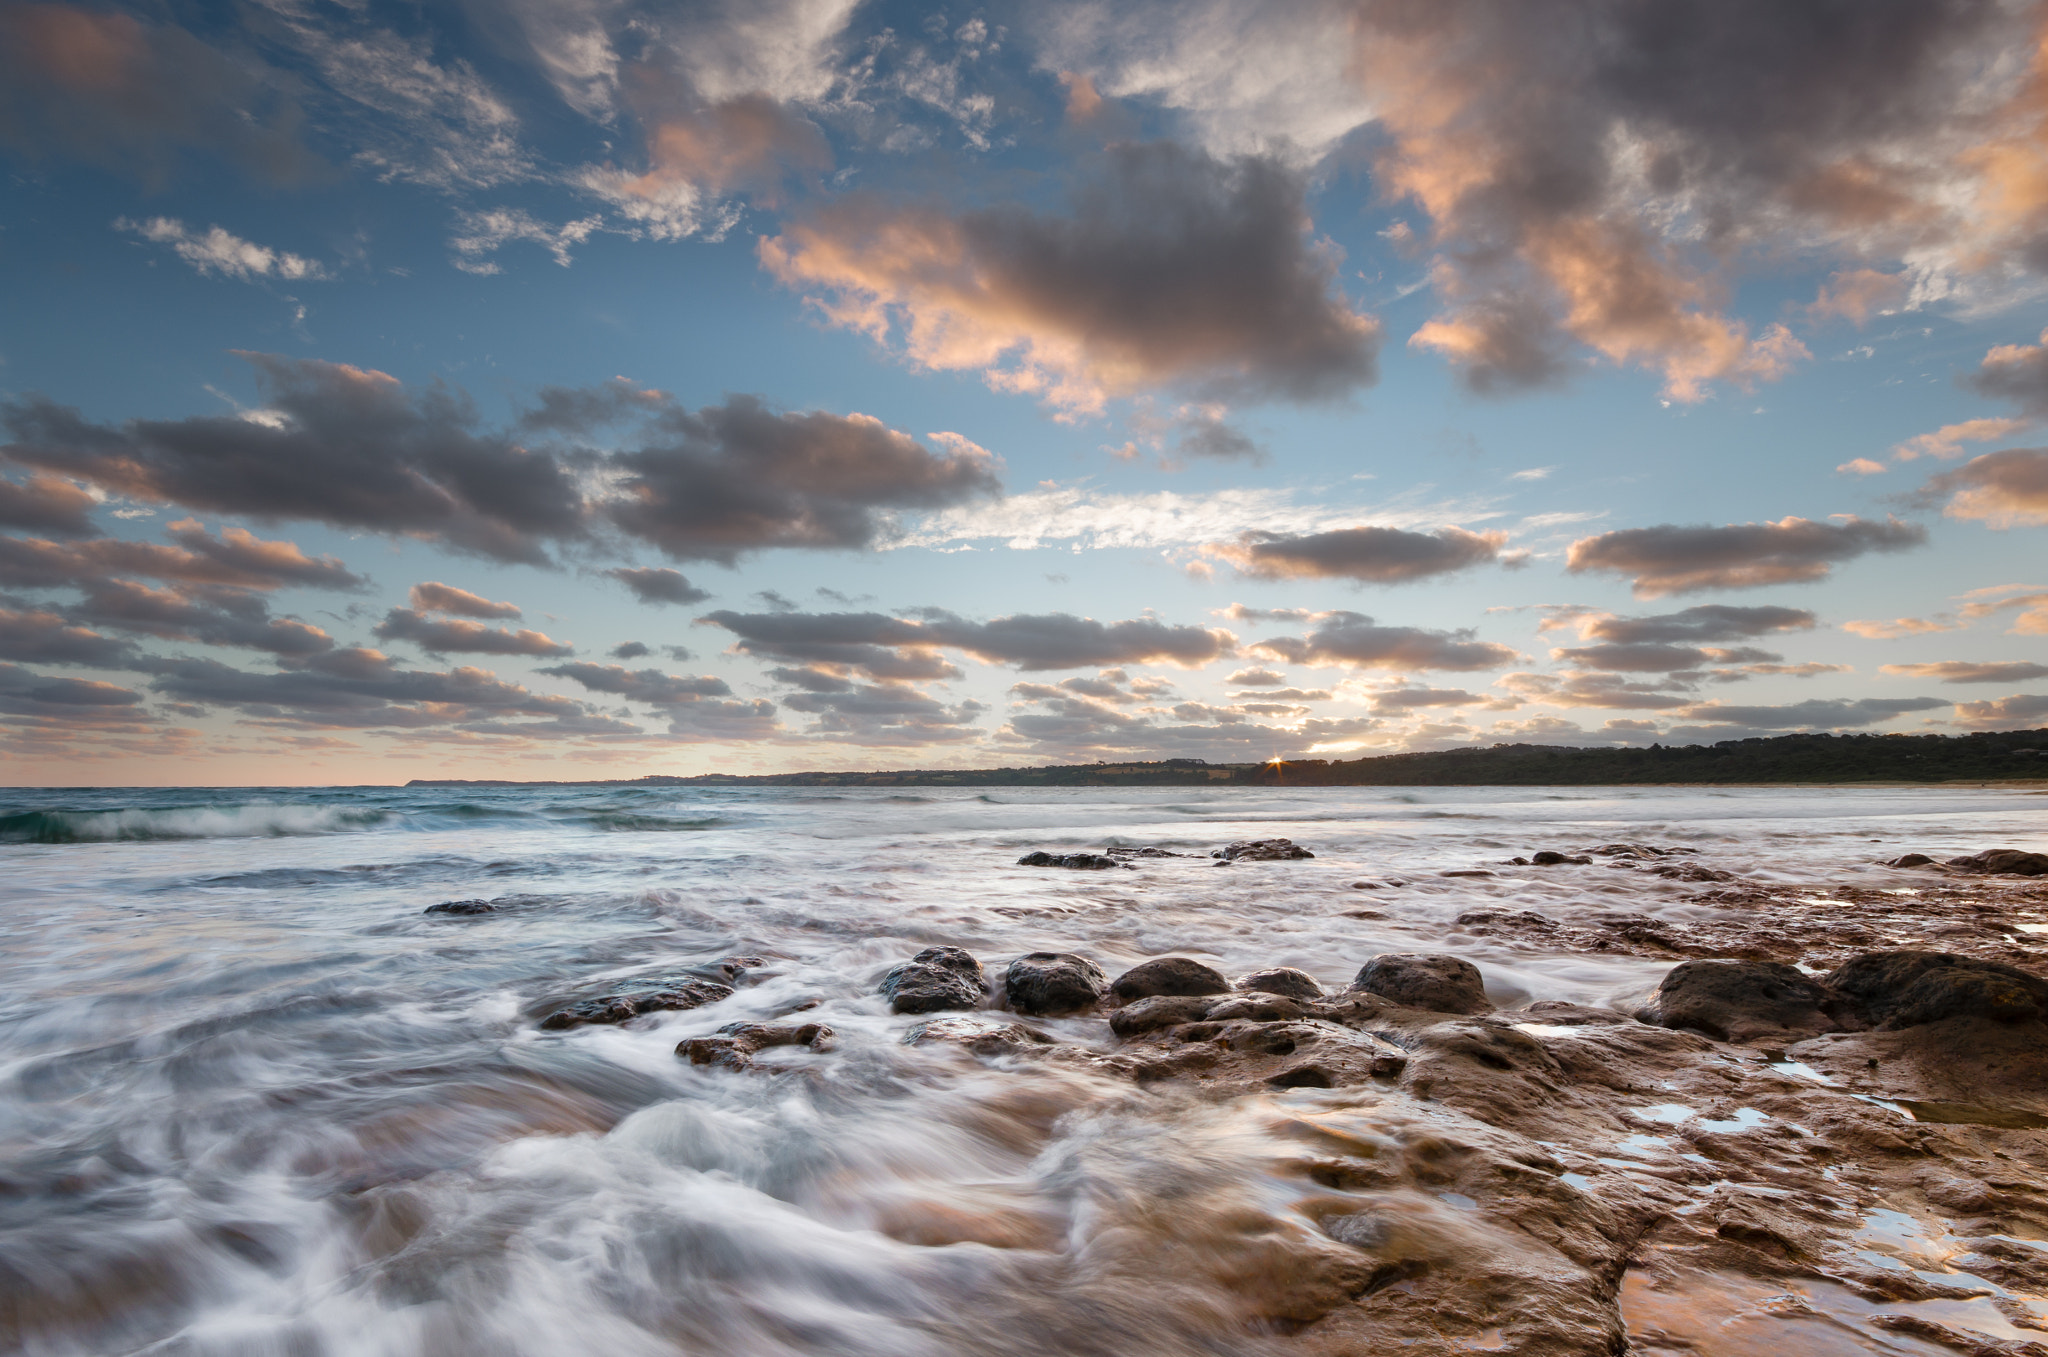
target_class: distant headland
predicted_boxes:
[409,727,2048,788]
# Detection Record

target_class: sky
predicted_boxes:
[3,0,2048,787]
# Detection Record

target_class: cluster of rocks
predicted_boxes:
[679,1021,834,1070]
[1211,837,1314,861]
[1015,839,1312,868]
[1890,848,2048,876]
[536,958,763,1030]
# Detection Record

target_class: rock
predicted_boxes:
[1584,842,1697,858]
[1646,861,1735,882]
[1826,950,2048,1029]
[880,946,986,1014]
[1348,953,1492,1014]
[1108,956,1232,1002]
[1109,994,1218,1037]
[1107,846,1192,859]
[424,899,495,915]
[1206,994,1311,1023]
[1633,959,1843,1043]
[1886,852,1937,868]
[541,978,734,1030]
[1945,849,2048,876]
[679,1021,834,1069]
[1016,850,1124,870]
[1211,838,1314,861]
[1236,966,1325,1000]
[906,1014,1058,1055]
[1003,952,1108,1016]
[1529,851,1590,866]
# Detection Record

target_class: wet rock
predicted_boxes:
[880,946,986,1014]
[1646,861,1735,882]
[1887,852,1937,868]
[1529,851,1591,866]
[1211,837,1314,861]
[1349,953,1493,1015]
[540,978,734,1030]
[1003,952,1108,1016]
[1585,842,1698,858]
[1206,993,1312,1023]
[1107,846,1192,859]
[1633,959,1844,1043]
[679,1020,834,1069]
[1108,956,1231,1002]
[1826,950,2048,1028]
[1946,849,2048,876]
[1016,850,1124,870]
[424,899,495,916]
[1109,994,1219,1037]
[906,1014,1058,1056]
[1236,966,1325,1000]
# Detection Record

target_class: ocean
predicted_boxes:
[2,782,2044,1355]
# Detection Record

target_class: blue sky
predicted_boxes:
[3,0,2047,784]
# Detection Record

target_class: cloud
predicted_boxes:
[1548,642,1779,673]
[0,4,325,186]
[1496,670,1691,711]
[1881,661,2048,684]
[0,474,97,537]
[0,605,138,667]
[1965,330,2048,417]
[1566,516,1926,596]
[1838,458,1887,476]
[0,522,366,592]
[603,396,1001,562]
[1676,697,1948,731]
[609,567,712,606]
[759,140,1379,415]
[576,93,830,242]
[116,217,328,281]
[62,578,334,657]
[1206,524,1504,583]
[1843,614,1962,639]
[538,663,734,704]
[779,681,987,746]
[1369,686,1484,712]
[409,582,520,619]
[699,607,1237,674]
[1959,588,2048,635]
[1892,417,2031,462]
[1952,693,2048,730]
[448,209,603,274]
[1571,603,1817,645]
[3,355,1002,567]
[1808,269,1908,325]
[609,641,651,660]
[1252,611,1517,672]
[1226,666,1285,686]
[1920,448,2048,528]
[0,662,144,717]
[373,608,573,658]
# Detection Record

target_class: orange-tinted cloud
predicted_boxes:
[1567,516,1927,597]
[1922,448,2048,528]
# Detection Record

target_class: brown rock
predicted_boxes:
[1108,956,1231,1002]
[1349,953,1493,1014]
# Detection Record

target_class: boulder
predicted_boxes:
[1945,849,2048,876]
[907,1015,1059,1056]
[880,946,986,1014]
[1212,838,1314,861]
[1236,966,1325,1000]
[1004,952,1108,1016]
[1529,851,1590,866]
[1633,959,1842,1043]
[541,978,734,1030]
[1017,850,1124,870]
[680,1021,834,1070]
[1109,956,1232,1003]
[1348,953,1492,1015]
[425,899,496,916]
[1109,994,1219,1037]
[1886,853,1936,868]
[1826,950,2048,1029]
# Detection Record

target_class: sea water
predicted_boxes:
[1,782,2042,1355]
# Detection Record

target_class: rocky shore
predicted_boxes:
[502,837,2048,1355]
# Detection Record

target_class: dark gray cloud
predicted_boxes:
[1576,604,1817,644]
[609,641,652,660]
[1369,687,1486,712]
[761,140,1381,411]
[1879,661,2048,684]
[1549,642,1780,673]
[1226,667,1286,686]
[373,608,573,658]
[0,475,98,536]
[1918,449,2048,529]
[604,396,1001,563]
[0,605,139,667]
[1953,693,2048,729]
[609,567,712,605]
[780,682,987,746]
[1964,337,2048,417]
[699,607,1236,674]
[1253,611,1517,672]
[538,663,733,704]
[409,582,520,618]
[1566,516,1926,596]
[0,522,366,592]
[4,356,996,567]
[0,662,145,725]
[1676,696,1947,730]
[70,579,334,657]
[1497,670,1693,710]
[1210,525,1504,583]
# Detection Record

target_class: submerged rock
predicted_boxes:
[1826,950,2048,1028]
[679,1021,834,1069]
[1211,837,1314,861]
[424,899,496,916]
[1584,842,1698,858]
[1633,958,1844,1043]
[1886,852,1937,868]
[880,946,986,1014]
[1109,994,1221,1037]
[1016,850,1124,870]
[1108,956,1231,1003]
[1529,850,1591,866]
[1235,965,1325,1000]
[1004,952,1108,1016]
[1945,849,2048,876]
[541,979,734,1030]
[1348,953,1493,1014]
[906,1014,1058,1056]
